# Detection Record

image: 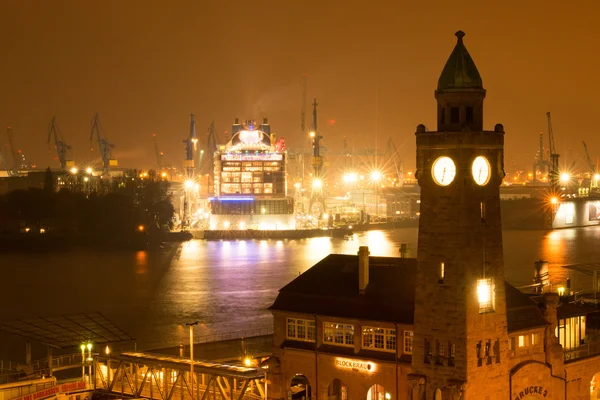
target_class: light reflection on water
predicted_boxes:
[1,227,599,353]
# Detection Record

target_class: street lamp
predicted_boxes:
[86,343,93,378]
[186,321,203,399]
[80,344,85,380]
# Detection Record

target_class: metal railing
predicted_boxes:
[194,328,273,344]
[0,353,86,385]
[143,328,274,351]
[564,340,600,362]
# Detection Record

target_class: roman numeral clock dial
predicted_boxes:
[432,156,456,186]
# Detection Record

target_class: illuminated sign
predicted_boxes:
[221,154,283,161]
[513,385,547,399]
[335,357,375,372]
[12,381,88,400]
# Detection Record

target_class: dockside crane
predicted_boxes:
[47,117,73,170]
[546,112,560,189]
[582,141,595,173]
[153,134,163,170]
[308,98,326,216]
[0,148,15,177]
[384,137,403,185]
[6,126,19,175]
[183,114,198,178]
[582,141,599,192]
[90,113,117,175]
[532,132,549,183]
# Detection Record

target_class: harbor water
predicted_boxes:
[1,227,599,360]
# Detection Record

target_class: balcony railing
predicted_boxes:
[564,340,600,362]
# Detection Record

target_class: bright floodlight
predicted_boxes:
[343,172,358,184]
[309,131,316,138]
[70,167,78,174]
[184,180,194,189]
[370,170,382,182]
[294,182,301,189]
[550,197,558,205]
[477,279,491,305]
[560,172,570,183]
[86,167,93,174]
[594,174,600,181]
[312,178,322,189]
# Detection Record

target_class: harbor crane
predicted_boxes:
[532,132,550,183]
[546,112,560,189]
[300,73,307,136]
[183,114,198,178]
[582,141,596,173]
[6,126,19,175]
[47,117,73,170]
[153,134,163,170]
[308,98,326,216]
[384,137,404,185]
[0,148,15,177]
[199,121,221,180]
[90,113,117,174]
[582,141,599,192]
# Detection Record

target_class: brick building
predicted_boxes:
[266,31,600,399]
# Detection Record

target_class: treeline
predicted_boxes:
[0,168,175,238]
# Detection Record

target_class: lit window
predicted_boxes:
[403,331,414,354]
[323,322,354,346]
[286,318,316,342]
[362,327,396,352]
[531,333,539,346]
[439,262,445,283]
[518,335,525,348]
[477,278,494,313]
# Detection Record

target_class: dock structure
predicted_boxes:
[0,313,271,400]
[94,352,267,400]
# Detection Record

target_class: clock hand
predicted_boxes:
[442,167,446,182]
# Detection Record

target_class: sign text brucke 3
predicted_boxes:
[513,385,548,399]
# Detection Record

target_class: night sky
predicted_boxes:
[1,1,599,173]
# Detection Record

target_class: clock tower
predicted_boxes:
[411,31,509,399]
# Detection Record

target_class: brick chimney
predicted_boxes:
[358,246,370,294]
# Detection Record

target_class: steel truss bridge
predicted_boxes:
[94,352,267,400]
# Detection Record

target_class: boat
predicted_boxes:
[208,118,295,231]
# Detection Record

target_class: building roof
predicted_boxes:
[270,254,548,332]
[269,254,417,324]
[437,31,483,91]
[0,312,134,349]
[505,284,548,332]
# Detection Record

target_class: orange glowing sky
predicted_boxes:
[0,1,599,173]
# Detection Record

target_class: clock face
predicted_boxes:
[432,156,456,186]
[472,156,491,185]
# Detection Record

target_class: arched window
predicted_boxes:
[434,388,443,400]
[327,378,348,400]
[290,374,311,400]
[366,384,388,400]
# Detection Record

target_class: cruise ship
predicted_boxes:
[208,118,295,230]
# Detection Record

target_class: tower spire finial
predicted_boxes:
[455,30,465,43]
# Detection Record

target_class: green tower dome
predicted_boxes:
[437,31,483,91]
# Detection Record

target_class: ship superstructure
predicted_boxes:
[209,118,294,230]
